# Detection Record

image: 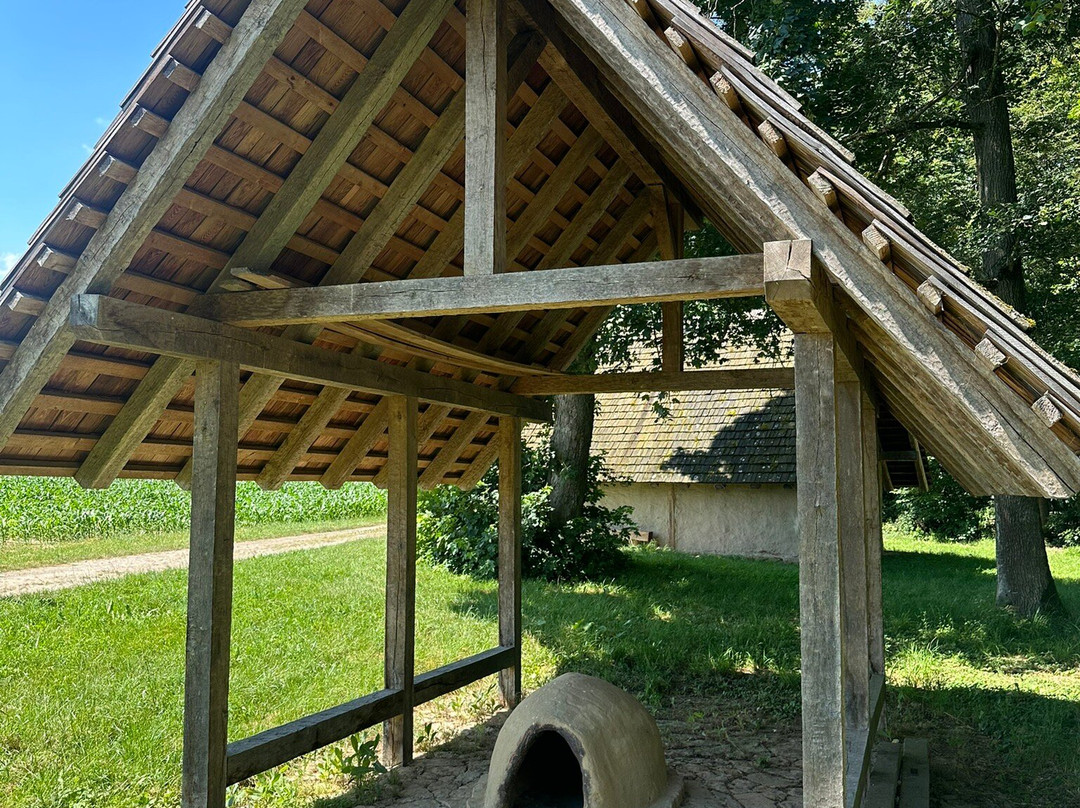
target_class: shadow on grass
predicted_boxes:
[441,542,1080,805]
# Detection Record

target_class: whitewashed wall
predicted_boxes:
[601,483,799,562]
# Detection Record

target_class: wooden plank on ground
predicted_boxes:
[863,740,902,808]
[898,739,930,808]
[181,360,239,808]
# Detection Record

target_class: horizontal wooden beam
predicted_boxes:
[224,645,514,784]
[69,296,551,422]
[511,367,793,395]
[188,255,765,327]
[412,645,516,704]
[226,688,404,785]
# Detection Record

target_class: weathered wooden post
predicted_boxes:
[465,0,507,276]
[181,360,239,808]
[383,395,418,768]
[838,380,873,803]
[498,416,523,707]
[864,395,885,684]
[765,239,877,808]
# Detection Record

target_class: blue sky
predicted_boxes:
[0,1,181,280]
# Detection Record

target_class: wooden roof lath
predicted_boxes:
[0,0,1078,498]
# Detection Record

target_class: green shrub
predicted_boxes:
[884,458,993,542]
[0,478,386,543]
[417,444,633,582]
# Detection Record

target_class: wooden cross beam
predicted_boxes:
[69,295,551,422]
[189,254,765,327]
[510,367,793,395]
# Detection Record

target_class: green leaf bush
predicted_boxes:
[417,444,633,582]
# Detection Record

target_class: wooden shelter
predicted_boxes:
[4,0,1080,805]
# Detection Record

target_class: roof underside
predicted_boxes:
[1,0,1079,497]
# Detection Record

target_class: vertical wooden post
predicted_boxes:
[863,395,885,681]
[838,379,872,804]
[383,396,417,768]
[837,380,870,730]
[794,333,847,808]
[498,416,523,707]
[182,360,239,808]
[465,0,507,275]
[652,186,685,372]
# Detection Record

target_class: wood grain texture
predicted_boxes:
[0,0,309,453]
[182,360,239,808]
[837,379,871,802]
[795,333,847,808]
[511,367,794,395]
[74,0,456,489]
[497,417,522,707]
[193,255,765,326]
[383,396,417,769]
[543,0,1080,497]
[69,296,551,421]
[465,0,508,275]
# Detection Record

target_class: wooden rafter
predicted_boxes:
[0,0,310,455]
[75,0,458,489]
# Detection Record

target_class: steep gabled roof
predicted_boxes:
[0,0,1078,497]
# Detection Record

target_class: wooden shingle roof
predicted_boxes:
[1,0,1078,498]
[595,387,796,486]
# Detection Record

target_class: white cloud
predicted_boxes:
[94,116,110,127]
[81,143,94,155]
[2,252,19,282]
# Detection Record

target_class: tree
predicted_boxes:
[700,0,1080,616]
[956,0,1063,614]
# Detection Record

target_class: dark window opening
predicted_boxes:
[510,730,585,808]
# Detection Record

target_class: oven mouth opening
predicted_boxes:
[509,730,585,808]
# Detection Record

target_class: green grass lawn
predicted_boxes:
[0,478,387,571]
[1,532,1078,807]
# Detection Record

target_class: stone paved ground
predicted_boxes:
[366,696,804,808]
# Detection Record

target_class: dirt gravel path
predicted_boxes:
[0,523,386,598]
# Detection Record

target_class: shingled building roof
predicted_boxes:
[0,0,1078,499]
[594,386,796,486]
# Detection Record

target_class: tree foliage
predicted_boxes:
[694,0,1080,528]
[416,438,632,582]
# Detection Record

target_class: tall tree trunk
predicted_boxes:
[957,0,1062,616]
[547,393,595,529]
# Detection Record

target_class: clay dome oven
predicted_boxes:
[471,673,684,808]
